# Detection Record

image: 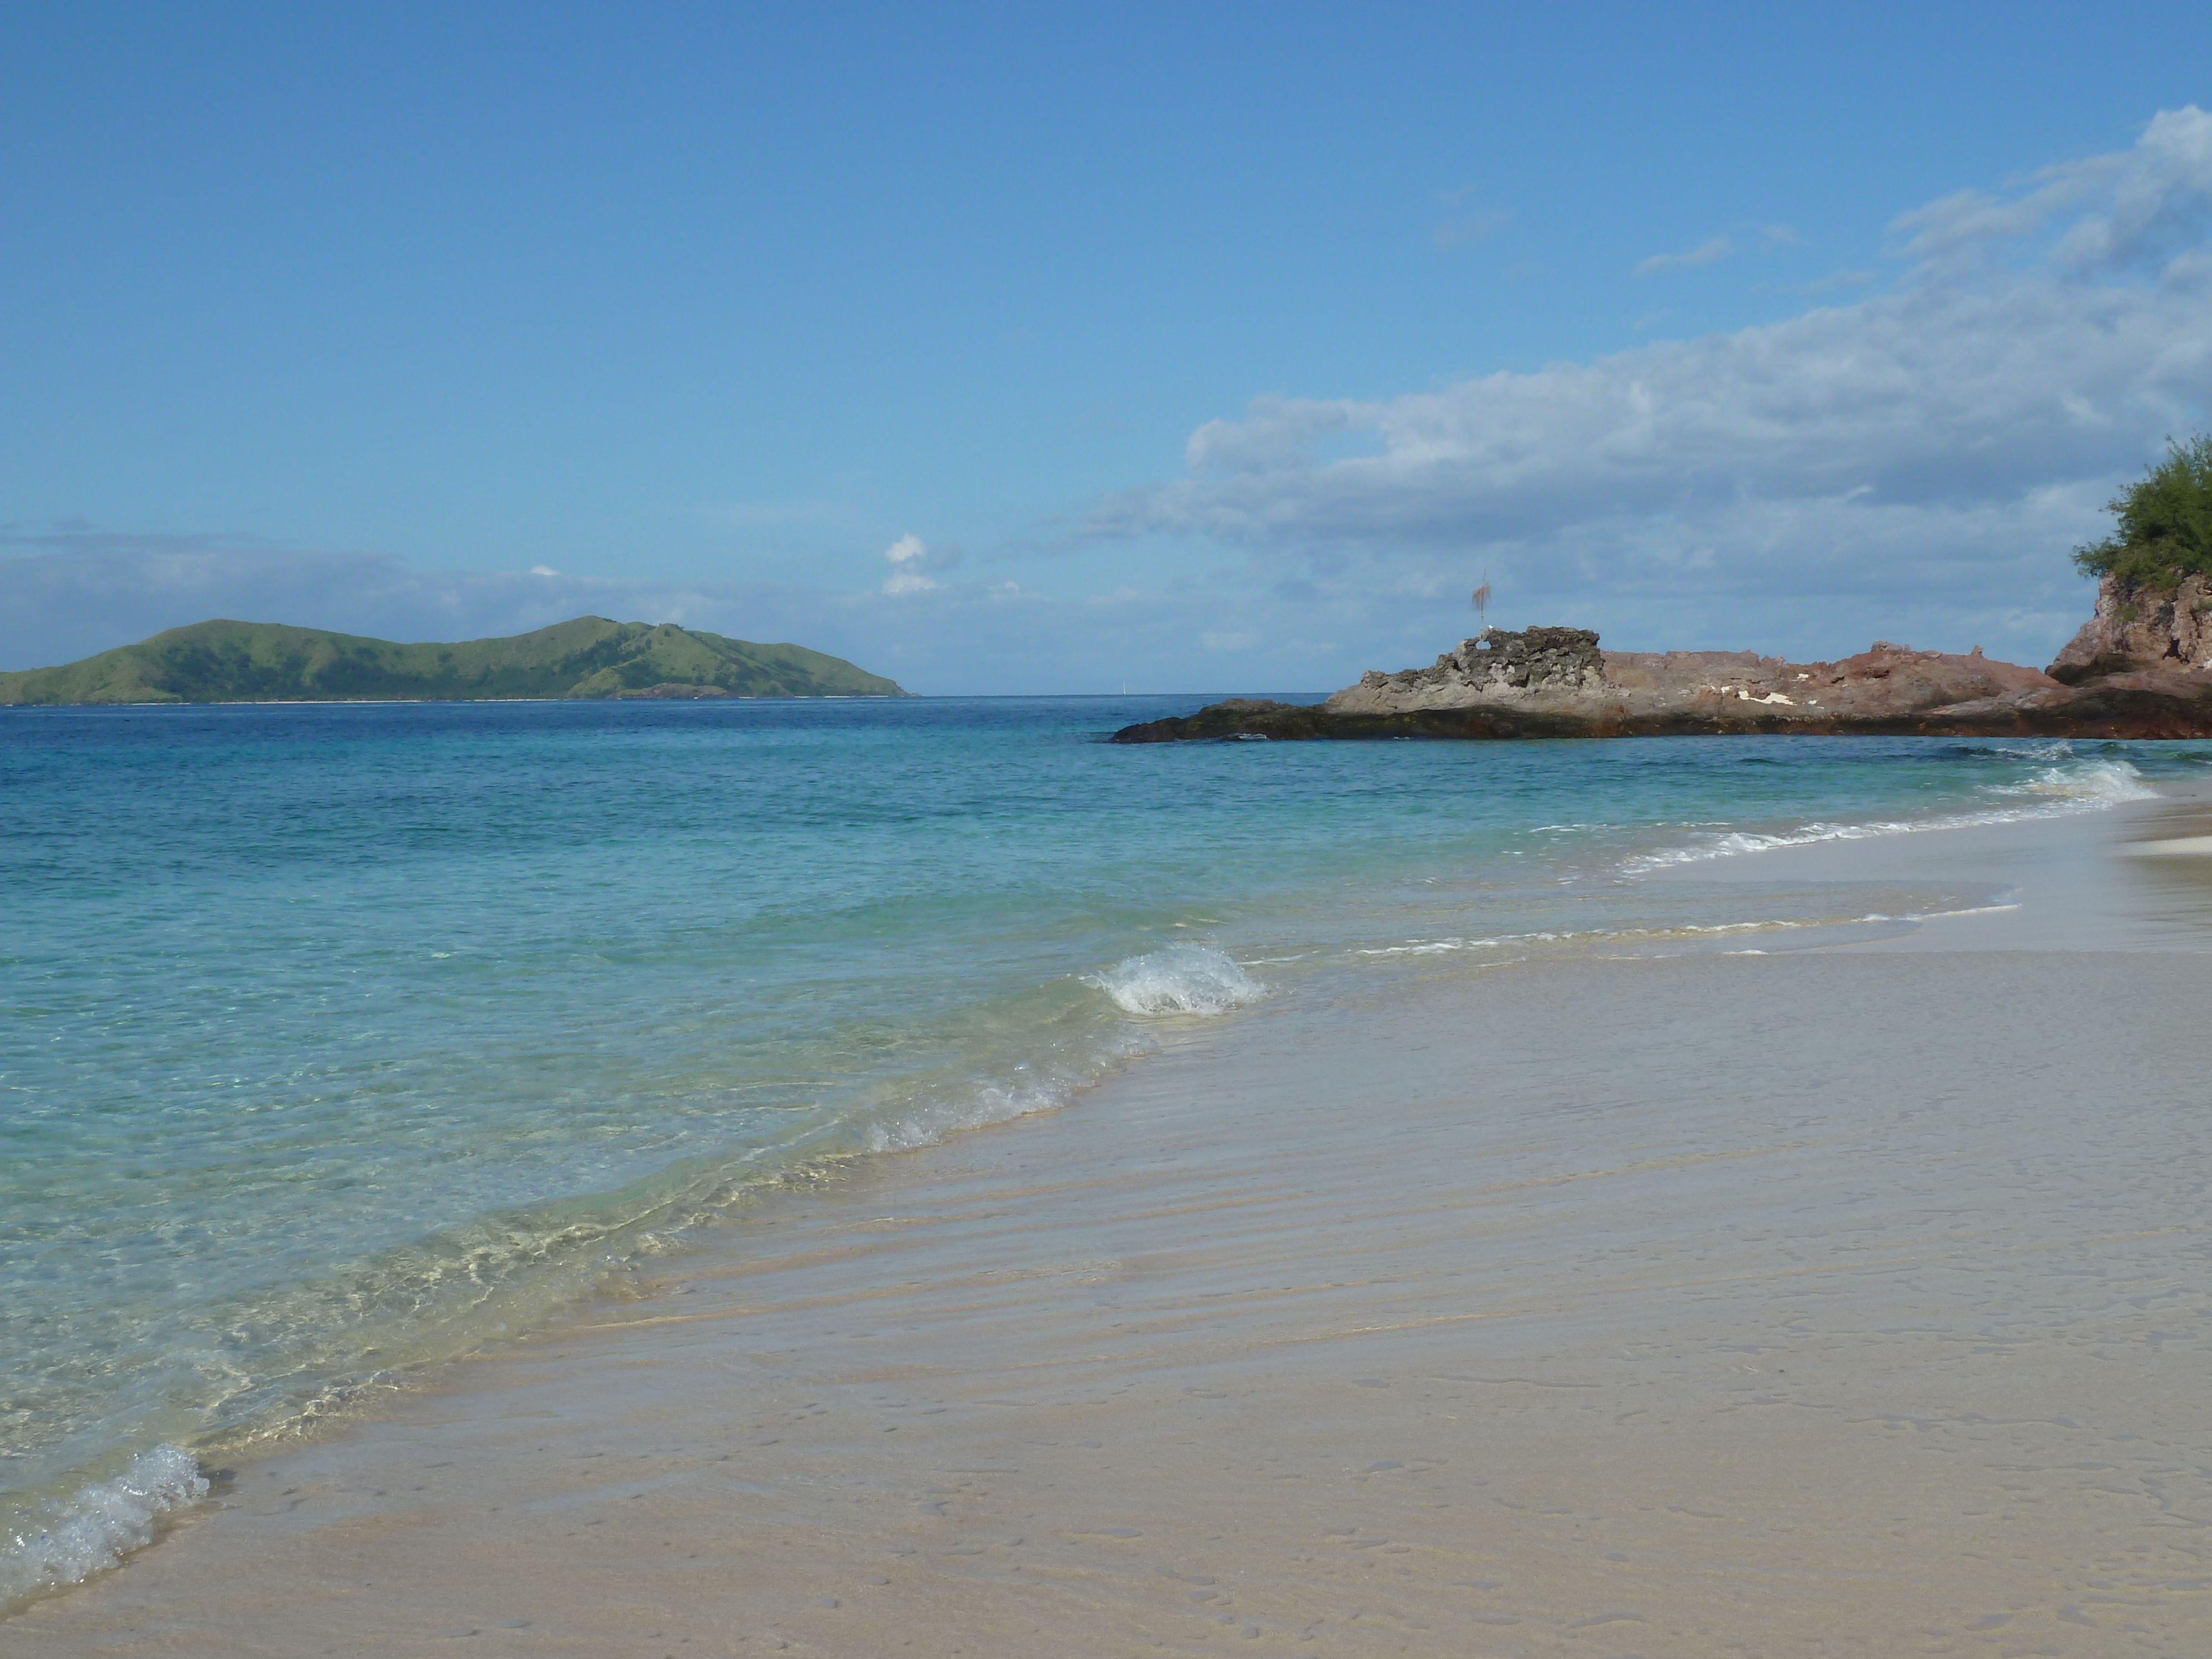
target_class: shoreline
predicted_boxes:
[1644,774,2212,953]
[9,787,2212,1653]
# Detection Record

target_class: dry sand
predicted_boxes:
[8,806,2212,1657]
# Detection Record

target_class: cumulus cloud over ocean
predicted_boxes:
[1082,108,2212,662]
[9,113,2211,691]
[880,533,947,595]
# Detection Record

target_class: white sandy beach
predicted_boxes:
[7,791,2211,1657]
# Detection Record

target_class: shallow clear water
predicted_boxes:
[4,695,2208,1603]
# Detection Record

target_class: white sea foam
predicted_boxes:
[1990,757,2159,802]
[1353,904,2025,961]
[1625,757,2159,872]
[1,1444,207,1610]
[1357,918,1805,955]
[1089,945,1265,1017]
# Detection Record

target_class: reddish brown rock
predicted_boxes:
[1112,623,2212,744]
[2050,572,2212,682]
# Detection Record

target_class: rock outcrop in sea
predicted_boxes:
[1113,583,2212,743]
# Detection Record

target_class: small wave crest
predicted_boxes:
[1089,945,1264,1017]
[1349,907,2010,960]
[2,1444,207,1611]
[861,1030,1151,1155]
[1627,757,2158,872]
[1991,757,2160,803]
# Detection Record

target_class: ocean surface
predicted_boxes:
[3,694,2206,1609]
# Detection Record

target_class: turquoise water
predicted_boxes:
[4,695,2206,1604]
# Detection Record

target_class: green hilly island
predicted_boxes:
[0,617,909,705]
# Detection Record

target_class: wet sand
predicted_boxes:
[8,802,2212,1656]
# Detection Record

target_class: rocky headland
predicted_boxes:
[1113,575,2212,743]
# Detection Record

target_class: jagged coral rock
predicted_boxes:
[1332,627,1605,713]
[2049,572,2212,682]
[1112,623,2212,743]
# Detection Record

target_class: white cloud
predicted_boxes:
[1888,107,2212,274]
[18,114,2212,696]
[1632,234,1736,275]
[1084,108,2212,663]
[529,564,560,576]
[881,531,940,595]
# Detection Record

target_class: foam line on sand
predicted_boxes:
[1646,779,2212,954]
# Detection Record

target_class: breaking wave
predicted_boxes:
[1089,945,1265,1016]
[1990,757,2160,802]
[2,1446,207,1612]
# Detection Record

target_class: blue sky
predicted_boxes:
[6,3,2212,692]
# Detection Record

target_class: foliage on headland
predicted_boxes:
[2073,433,2212,591]
[0,617,909,705]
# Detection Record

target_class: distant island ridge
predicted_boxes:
[0,617,909,706]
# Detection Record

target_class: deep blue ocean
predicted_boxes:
[4,693,2205,1604]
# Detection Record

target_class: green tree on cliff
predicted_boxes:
[2074,432,2212,588]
